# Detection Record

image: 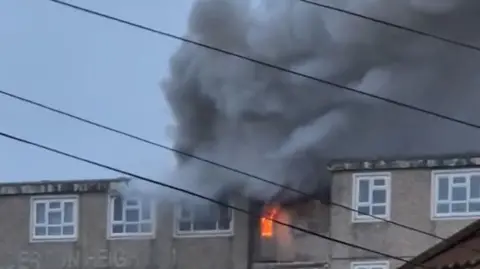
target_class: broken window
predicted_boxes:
[175,198,233,236]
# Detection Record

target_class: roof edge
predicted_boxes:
[398,220,480,269]
[328,154,480,172]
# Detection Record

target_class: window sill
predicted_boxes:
[352,216,390,223]
[431,214,480,221]
[107,233,156,240]
[173,230,234,239]
[30,236,77,243]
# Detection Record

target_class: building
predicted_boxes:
[0,178,250,269]
[328,154,480,269]
[3,153,480,269]
[397,219,480,269]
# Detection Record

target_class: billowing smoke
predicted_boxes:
[158,0,480,202]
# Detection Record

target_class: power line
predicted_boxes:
[39,0,480,256]
[297,0,480,53]
[3,88,480,256]
[0,130,429,268]
[20,0,480,243]
[47,0,480,132]
[12,0,480,254]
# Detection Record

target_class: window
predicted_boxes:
[30,196,78,241]
[107,196,155,238]
[433,170,480,218]
[351,261,389,269]
[174,200,233,237]
[352,173,390,222]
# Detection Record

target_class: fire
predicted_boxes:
[260,206,279,238]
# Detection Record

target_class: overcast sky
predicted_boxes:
[0,0,195,182]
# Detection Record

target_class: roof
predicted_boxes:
[439,258,480,269]
[0,177,130,196]
[398,220,480,269]
[327,153,480,172]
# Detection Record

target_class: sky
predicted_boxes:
[0,0,195,182]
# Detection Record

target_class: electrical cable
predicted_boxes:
[297,0,480,53]
[8,0,480,255]
[0,130,433,268]
[3,89,480,256]
[12,0,480,250]
[35,0,480,257]
[47,0,480,132]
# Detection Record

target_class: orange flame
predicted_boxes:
[261,206,279,238]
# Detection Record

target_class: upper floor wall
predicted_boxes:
[328,155,480,263]
[0,179,248,269]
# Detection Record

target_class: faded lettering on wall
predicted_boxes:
[64,249,137,268]
[0,249,138,269]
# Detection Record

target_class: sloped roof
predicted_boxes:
[398,220,480,269]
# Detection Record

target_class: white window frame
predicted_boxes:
[29,195,79,242]
[352,172,391,223]
[106,195,156,239]
[351,260,389,269]
[173,200,234,238]
[431,169,480,220]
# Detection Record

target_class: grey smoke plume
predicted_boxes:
[160,0,480,202]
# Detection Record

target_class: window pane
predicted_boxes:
[180,207,191,218]
[357,206,370,216]
[112,224,123,234]
[126,199,139,206]
[47,226,61,236]
[141,223,152,233]
[452,203,467,213]
[48,211,62,225]
[193,220,216,231]
[469,202,480,212]
[372,190,386,203]
[126,209,140,222]
[218,218,231,230]
[35,203,46,224]
[141,202,151,220]
[113,197,123,221]
[373,179,385,186]
[178,221,191,231]
[453,176,466,184]
[35,226,46,236]
[358,180,369,202]
[452,187,467,201]
[49,202,61,209]
[64,202,74,223]
[63,225,74,235]
[438,177,449,200]
[126,224,139,233]
[372,205,386,215]
[437,203,449,213]
[470,175,480,198]
[219,205,231,219]
[194,204,215,219]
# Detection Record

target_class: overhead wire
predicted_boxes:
[33,0,480,258]
[4,89,480,256]
[0,130,432,268]
[297,0,480,53]
[47,0,480,131]
[25,0,480,254]
[38,0,480,242]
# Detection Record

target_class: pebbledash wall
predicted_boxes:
[4,153,480,269]
[328,154,480,269]
[0,178,249,269]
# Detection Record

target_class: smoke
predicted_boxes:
[158,0,480,202]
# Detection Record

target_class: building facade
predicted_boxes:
[4,154,480,269]
[0,178,249,269]
[328,155,480,269]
